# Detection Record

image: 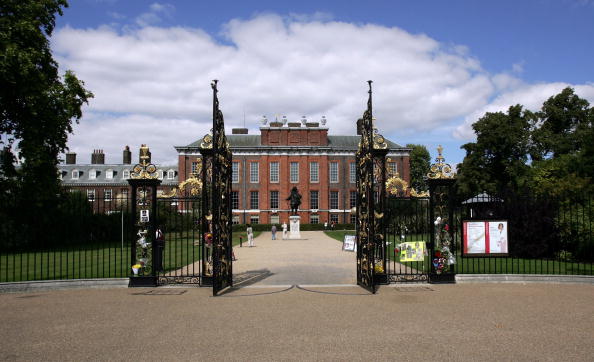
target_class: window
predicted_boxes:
[310,162,319,182]
[104,189,112,201]
[250,162,259,183]
[232,162,239,183]
[330,191,339,209]
[270,162,279,183]
[350,214,357,224]
[270,215,280,224]
[388,162,397,176]
[270,191,279,209]
[350,191,357,209]
[290,162,299,183]
[158,170,164,180]
[120,188,129,199]
[329,162,339,183]
[250,191,259,209]
[191,161,199,175]
[310,191,319,210]
[71,170,79,180]
[250,215,259,225]
[310,215,319,224]
[89,169,97,180]
[232,215,240,225]
[350,163,356,183]
[87,189,95,201]
[106,169,114,179]
[167,170,175,180]
[123,170,130,179]
[330,214,339,223]
[231,191,239,209]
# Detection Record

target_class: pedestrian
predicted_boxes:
[324,221,328,230]
[271,224,277,240]
[331,221,335,230]
[247,224,254,247]
[282,222,288,239]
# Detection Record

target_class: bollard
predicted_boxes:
[240,236,243,247]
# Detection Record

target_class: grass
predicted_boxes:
[324,230,355,242]
[0,231,262,282]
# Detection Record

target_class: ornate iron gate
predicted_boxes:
[200,80,233,296]
[355,81,388,293]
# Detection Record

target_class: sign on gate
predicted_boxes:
[343,235,356,252]
[399,241,426,262]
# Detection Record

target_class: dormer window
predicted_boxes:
[58,170,65,180]
[123,170,130,179]
[167,170,175,180]
[106,169,114,179]
[72,170,79,180]
[158,170,164,180]
[89,169,97,180]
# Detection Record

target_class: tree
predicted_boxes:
[406,144,430,192]
[456,105,533,197]
[0,0,93,198]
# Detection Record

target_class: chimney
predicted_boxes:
[66,152,77,164]
[91,149,105,164]
[232,128,248,134]
[123,145,131,164]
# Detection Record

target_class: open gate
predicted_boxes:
[355,81,389,293]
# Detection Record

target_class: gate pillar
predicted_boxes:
[128,145,162,287]
[427,146,457,283]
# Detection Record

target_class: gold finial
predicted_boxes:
[427,145,455,179]
[131,144,158,179]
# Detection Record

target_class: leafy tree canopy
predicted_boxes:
[406,143,431,192]
[0,0,93,197]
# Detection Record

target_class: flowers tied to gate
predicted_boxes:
[433,216,456,273]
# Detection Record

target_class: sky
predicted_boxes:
[51,0,594,166]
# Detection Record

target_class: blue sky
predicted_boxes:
[53,0,594,166]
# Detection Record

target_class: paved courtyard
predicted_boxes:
[232,230,356,286]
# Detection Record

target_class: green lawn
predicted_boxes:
[0,231,262,282]
[324,230,355,242]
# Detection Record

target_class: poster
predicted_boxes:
[463,220,508,255]
[140,209,150,223]
[399,241,426,262]
[343,235,356,252]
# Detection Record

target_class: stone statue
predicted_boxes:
[286,186,302,215]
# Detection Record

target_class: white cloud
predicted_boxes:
[453,82,594,140]
[135,2,175,27]
[51,12,593,164]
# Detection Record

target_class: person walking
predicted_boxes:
[155,226,165,272]
[271,224,277,240]
[247,224,254,247]
[282,222,288,239]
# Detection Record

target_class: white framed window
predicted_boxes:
[270,215,280,224]
[232,215,240,225]
[89,169,97,180]
[330,191,339,209]
[250,191,259,209]
[106,169,114,179]
[231,191,239,210]
[87,189,95,201]
[104,189,112,201]
[250,215,259,225]
[167,170,175,180]
[310,215,319,224]
[350,191,357,208]
[349,163,356,183]
[123,170,130,179]
[350,214,356,224]
[270,191,279,209]
[120,188,129,200]
[310,162,319,182]
[72,170,79,180]
[329,162,339,183]
[157,170,164,180]
[330,214,339,223]
[290,162,299,183]
[270,162,279,183]
[310,191,319,210]
[232,162,239,183]
[250,162,259,183]
[191,161,199,175]
[388,162,397,176]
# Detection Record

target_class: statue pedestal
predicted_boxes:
[289,216,301,239]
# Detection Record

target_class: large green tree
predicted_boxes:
[0,0,92,198]
[406,143,431,192]
[456,105,533,197]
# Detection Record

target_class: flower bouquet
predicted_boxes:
[132,264,141,275]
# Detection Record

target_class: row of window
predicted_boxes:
[231,162,397,184]
[84,188,129,201]
[231,213,355,225]
[63,169,176,181]
[230,190,358,210]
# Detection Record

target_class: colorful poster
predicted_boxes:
[399,241,426,262]
[463,220,508,255]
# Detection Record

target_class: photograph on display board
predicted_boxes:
[463,220,509,256]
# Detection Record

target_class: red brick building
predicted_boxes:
[176,119,410,225]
